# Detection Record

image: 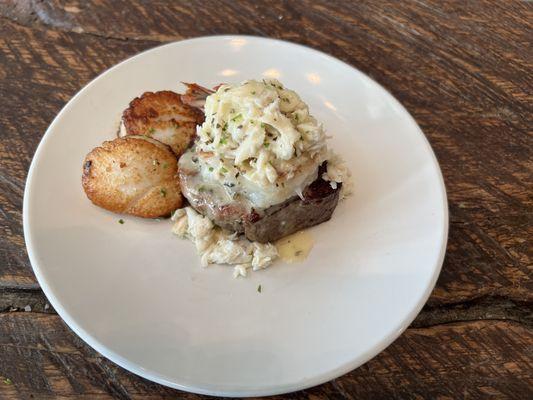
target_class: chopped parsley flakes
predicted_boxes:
[231,113,243,122]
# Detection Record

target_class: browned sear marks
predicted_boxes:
[121,90,204,156]
[82,136,183,218]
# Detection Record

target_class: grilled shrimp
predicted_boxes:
[180,82,215,109]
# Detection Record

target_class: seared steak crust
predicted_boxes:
[244,174,340,243]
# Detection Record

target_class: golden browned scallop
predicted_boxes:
[120,90,203,156]
[82,136,183,218]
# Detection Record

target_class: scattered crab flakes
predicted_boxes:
[172,207,278,277]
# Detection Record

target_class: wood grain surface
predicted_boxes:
[1,313,532,400]
[0,0,531,398]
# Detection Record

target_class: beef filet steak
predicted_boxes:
[179,160,340,243]
[244,171,340,242]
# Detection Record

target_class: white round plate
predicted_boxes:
[24,36,447,397]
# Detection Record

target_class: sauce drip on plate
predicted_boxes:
[276,230,314,263]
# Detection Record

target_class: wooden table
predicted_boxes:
[1,1,531,398]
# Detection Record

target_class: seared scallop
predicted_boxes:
[82,136,183,218]
[120,90,203,156]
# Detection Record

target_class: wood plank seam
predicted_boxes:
[1,287,531,328]
[0,11,165,43]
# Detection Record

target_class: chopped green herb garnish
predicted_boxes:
[220,167,228,174]
[257,284,262,293]
[162,163,168,169]
[251,91,256,95]
[3,378,12,385]
[220,137,227,145]
[231,113,243,122]
[148,127,155,134]
[208,166,214,172]
[198,186,206,192]
[160,188,167,197]
[118,219,124,224]
[264,142,270,148]
[260,122,266,128]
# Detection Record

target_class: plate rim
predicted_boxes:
[23,34,449,397]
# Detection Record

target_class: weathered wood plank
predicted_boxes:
[0,287,54,314]
[0,314,531,399]
[0,1,532,397]
[1,286,531,330]
[0,0,530,304]
[0,18,157,287]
